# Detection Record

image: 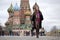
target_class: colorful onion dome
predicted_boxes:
[13,3,20,11]
[7,3,14,13]
[25,10,31,16]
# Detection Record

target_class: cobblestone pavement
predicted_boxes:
[0,36,60,40]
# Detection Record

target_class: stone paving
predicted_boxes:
[0,36,60,40]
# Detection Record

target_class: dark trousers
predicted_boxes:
[31,22,42,36]
[31,26,40,36]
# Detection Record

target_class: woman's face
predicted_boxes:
[36,6,39,11]
[33,6,39,13]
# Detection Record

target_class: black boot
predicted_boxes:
[36,35,39,38]
[31,30,33,36]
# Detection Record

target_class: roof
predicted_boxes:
[7,3,14,13]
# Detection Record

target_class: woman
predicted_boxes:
[31,3,43,38]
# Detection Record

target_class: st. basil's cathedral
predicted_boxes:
[6,0,31,29]
[5,0,40,36]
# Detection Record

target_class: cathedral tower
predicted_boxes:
[20,0,30,10]
[5,3,14,31]
[20,0,31,24]
[13,3,20,28]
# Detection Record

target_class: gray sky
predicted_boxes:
[0,0,60,32]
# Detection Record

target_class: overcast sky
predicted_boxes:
[0,0,60,32]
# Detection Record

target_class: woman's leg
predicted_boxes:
[31,27,35,36]
[36,24,39,38]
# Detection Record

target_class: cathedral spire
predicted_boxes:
[20,0,30,10]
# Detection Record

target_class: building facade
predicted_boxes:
[5,0,31,36]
